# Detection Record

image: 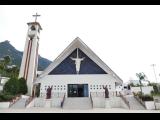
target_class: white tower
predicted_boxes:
[19,13,42,96]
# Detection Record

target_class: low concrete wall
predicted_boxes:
[145,101,155,110]
[109,97,128,109]
[155,103,160,110]
[92,97,105,108]
[51,98,63,108]
[0,102,10,109]
[34,98,45,107]
[92,97,129,109]
[131,86,153,95]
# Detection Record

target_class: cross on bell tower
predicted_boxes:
[19,13,42,96]
[32,13,41,22]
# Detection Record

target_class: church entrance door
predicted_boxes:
[68,84,88,97]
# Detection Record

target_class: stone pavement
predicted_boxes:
[0,108,159,113]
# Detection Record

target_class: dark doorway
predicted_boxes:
[68,84,88,97]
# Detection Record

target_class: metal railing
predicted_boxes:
[90,93,93,108]
[61,93,66,108]
[119,92,130,109]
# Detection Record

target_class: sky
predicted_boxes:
[0,5,160,83]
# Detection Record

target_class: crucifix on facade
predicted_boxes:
[70,48,85,74]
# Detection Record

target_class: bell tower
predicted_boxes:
[19,13,42,96]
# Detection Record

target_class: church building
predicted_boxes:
[34,37,123,98]
[19,14,123,109]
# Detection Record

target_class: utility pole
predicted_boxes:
[151,64,158,83]
[151,64,159,92]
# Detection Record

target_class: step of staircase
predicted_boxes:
[63,97,92,109]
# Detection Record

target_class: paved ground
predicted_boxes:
[0,108,159,113]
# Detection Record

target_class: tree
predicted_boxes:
[148,82,160,94]
[3,56,11,67]
[10,66,19,78]
[3,77,28,95]
[3,77,19,95]
[0,55,12,77]
[18,78,27,94]
[136,72,147,95]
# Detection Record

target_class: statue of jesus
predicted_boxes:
[70,48,85,74]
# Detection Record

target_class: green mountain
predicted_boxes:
[0,40,52,71]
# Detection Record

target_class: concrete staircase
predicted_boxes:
[63,97,92,109]
[10,98,27,109]
[44,99,51,108]
[124,95,145,110]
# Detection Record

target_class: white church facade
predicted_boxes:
[34,37,123,98]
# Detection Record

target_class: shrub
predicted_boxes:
[3,77,19,95]
[18,78,27,94]
[0,92,14,102]
[3,77,28,95]
[141,94,153,101]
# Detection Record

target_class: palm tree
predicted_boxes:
[136,72,146,95]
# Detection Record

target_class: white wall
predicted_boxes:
[38,74,117,98]
[0,85,3,91]
[0,77,9,85]
[145,101,155,110]
[131,86,154,95]
[0,102,10,109]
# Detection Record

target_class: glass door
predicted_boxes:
[68,84,78,97]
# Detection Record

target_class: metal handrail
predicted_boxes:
[61,93,66,108]
[119,92,130,109]
[90,93,93,108]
